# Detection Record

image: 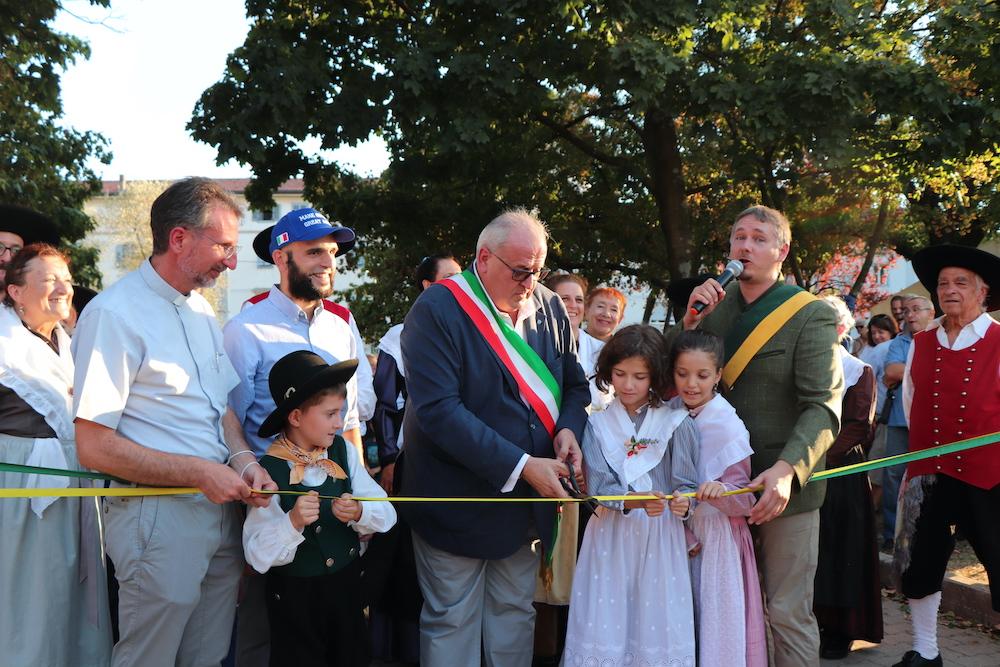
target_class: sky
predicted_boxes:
[54,0,389,182]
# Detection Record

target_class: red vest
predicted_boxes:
[908,321,1000,489]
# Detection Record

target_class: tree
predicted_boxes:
[191,1,1000,334]
[0,1,111,287]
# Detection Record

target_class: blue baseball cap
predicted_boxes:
[252,207,356,264]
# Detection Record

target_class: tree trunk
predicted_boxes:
[850,197,891,298]
[758,164,805,286]
[642,288,659,325]
[642,110,690,282]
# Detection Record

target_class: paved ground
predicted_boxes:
[823,591,1000,667]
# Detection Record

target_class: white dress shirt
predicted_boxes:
[577,330,613,411]
[72,260,237,462]
[224,287,361,456]
[902,313,998,425]
[242,444,396,573]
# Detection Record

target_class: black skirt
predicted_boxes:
[814,445,884,642]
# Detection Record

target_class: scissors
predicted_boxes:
[561,462,598,515]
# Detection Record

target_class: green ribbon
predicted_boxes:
[808,431,1000,483]
[2,431,999,494]
[0,462,123,483]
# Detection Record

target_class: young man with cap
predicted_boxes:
[0,203,61,289]
[891,245,1000,667]
[242,351,395,667]
[223,207,367,666]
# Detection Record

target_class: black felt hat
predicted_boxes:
[912,244,1000,311]
[71,285,98,317]
[0,204,60,246]
[258,351,358,438]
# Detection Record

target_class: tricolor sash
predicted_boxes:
[440,269,562,436]
[722,284,815,389]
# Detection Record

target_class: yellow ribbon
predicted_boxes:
[0,486,758,502]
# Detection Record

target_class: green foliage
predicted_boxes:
[0,1,111,288]
[192,1,1000,334]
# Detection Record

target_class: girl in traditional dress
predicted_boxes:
[667,329,767,667]
[562,325,697,667]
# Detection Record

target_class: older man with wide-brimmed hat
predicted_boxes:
[891,244,1000,667]
[0,203,61,289]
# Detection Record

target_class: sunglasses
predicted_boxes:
[489,249,550,284]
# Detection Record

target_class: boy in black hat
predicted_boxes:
[243,350,396,666]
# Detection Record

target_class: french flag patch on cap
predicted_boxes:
[276,231,290,246]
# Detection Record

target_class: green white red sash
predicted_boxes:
[440,269,562,436]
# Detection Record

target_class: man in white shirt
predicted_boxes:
[223,207,363,666]
[73,178,276,667]
[891,244,1000,667]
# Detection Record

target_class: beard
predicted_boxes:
[287,252,334,301]
[178,253,220,288]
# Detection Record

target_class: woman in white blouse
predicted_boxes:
[0,244,111,665]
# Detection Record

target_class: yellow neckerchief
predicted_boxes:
[264,436,348,485]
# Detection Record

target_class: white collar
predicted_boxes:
[838,346,868,390]
[926,312,994,338]
[590,398,687,490]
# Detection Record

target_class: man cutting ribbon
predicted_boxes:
[397,208,590,666]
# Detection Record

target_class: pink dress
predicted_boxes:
[671,394,767,667]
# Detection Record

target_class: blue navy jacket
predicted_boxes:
[398,280,590,559]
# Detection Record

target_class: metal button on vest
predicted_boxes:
[325,557,335,567]
[530,423,536,430]
[349,547,357,556]
[315,525,322,534]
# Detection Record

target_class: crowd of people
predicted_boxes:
[0,180,997,667]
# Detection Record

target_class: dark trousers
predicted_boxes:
[265,558,369,667]
[900,474,1000,610]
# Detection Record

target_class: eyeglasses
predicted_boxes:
[901,306,932,314]
[488,249,550,284]
[192,229,241,260]
[0,242,23,257]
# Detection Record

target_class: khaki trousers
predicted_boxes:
[105,492,242,667]
[757,509,821,667]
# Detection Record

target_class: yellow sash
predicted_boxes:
[722,291,816,389]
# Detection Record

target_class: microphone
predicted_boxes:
[690,259,744,315]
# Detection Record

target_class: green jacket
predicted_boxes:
[667,281,844,515]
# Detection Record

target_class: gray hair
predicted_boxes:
[821,295,855,343]
[150,177,242,255]
[732,205,791,248]
[973,274,990,311]
[476,207,549,254]
[903,294,933,310]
